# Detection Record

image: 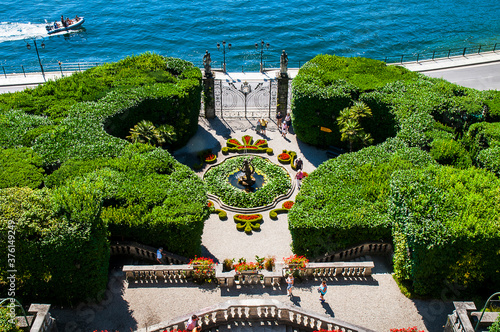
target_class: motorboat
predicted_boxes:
[45,16,85,34]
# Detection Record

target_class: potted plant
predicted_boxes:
[189,257,215,284]
[283,254,309,277]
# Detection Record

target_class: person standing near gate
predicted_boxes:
[276,112,283,132]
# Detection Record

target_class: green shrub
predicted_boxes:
[0,148,44,189]
[429,138,472,168]
[0,187,109,305]
[0,306,21,332]
[389,165,500,296]
[289,138,435,257]
[477,147,500,176]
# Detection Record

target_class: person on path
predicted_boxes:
[156,247,164,264]
[260,119,268,135]
[186,315,199,331]
[286,273,294,296]
[295,157,303,171]
[276,112,283,132]
[318,280,327,302]
[295,170,304,189]
[282,122,288,138]
[256,119,261,134]
[285,113,292,131]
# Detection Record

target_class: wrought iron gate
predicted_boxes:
[214,79,278,118]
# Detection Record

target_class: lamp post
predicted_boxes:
[255,40,270,72]
[24,37,46,81]
[240,81,251,118]
[217,41,231,73]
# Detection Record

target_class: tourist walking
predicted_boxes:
[286,273,294,296]
[260,119,268,135]
[186,314,199,331]
[295,157,303,171]
[285,113,292,131]
[295,170,304,189]
[156,247,164,264]
[276,112,283,132]
[318,280,327,302]
[256,119,261,134]
[282,122,288,138]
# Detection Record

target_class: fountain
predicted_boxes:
[239,157,256,188]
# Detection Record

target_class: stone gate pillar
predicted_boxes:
[203,73,215,119]
[276,73,289,117]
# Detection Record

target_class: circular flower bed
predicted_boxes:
[204,156,291,208]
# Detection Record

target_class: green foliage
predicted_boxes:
[0,187,109,305]
[0,148,45,189]
[289,138,435,257]
[489,314,500,332]
[429,138,472,168]
[477,147,500,177]
[389,165,500,296]
[292,55,490,149]
[204,156,291,208]
[0,306,21,332]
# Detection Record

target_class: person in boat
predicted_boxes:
[66,17,72,26]
[74,15,80,22]
[53,22,58,29]
[61,15,67,27]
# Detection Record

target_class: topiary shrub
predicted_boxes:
[289,138,435,257]
[390,165,500,296]
[429,138,472,168]
[0,148,44,189]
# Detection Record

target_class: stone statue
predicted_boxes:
[203,50,212,76]
[239,157,255,187]
[280,50,288,75]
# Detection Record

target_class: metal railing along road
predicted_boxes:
[384,42,499,64]
[1,61,105,78]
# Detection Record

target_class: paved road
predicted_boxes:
[422,61,500,90]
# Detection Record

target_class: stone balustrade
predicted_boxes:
[124,260,375,285]
[110,241,189,265]
[20,304,55,332]
[123,264,193,282]
[313,242,393,262]
[445,301,500,332]
[134,299,376,332]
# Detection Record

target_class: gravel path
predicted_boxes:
[51,117,453,332]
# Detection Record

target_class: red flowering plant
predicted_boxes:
[282,201,294,210]
[390,328,424,332]
[204,153,217,163]
[278,153,291,164]
[284,254,309,276]
[234,261,261,273]
[189,257,215,284]
[254,139,268,147]
[242,135,253,146]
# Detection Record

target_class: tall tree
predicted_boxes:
[337,101,373,152]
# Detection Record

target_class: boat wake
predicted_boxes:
[0,22,48,43]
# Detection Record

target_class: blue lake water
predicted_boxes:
[0,0,498,72]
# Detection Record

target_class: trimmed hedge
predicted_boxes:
[429,138,472,168]
[0,148,45,189]
[288,138,435,257]
[292,55,490,151]
[389,165,500,296]
[0,187,109,305]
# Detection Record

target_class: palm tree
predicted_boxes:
[126,120,161,146]
[337,101,374,152]
[156,124,177,148]
[339,118,363,152]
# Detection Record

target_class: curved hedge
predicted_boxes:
[292,55,490,150]
[288,138,435,257]
[390,165,500,296]
[0,54,208,305]
[0,187,109,304]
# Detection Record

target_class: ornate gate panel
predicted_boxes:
[214,79,278,118]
